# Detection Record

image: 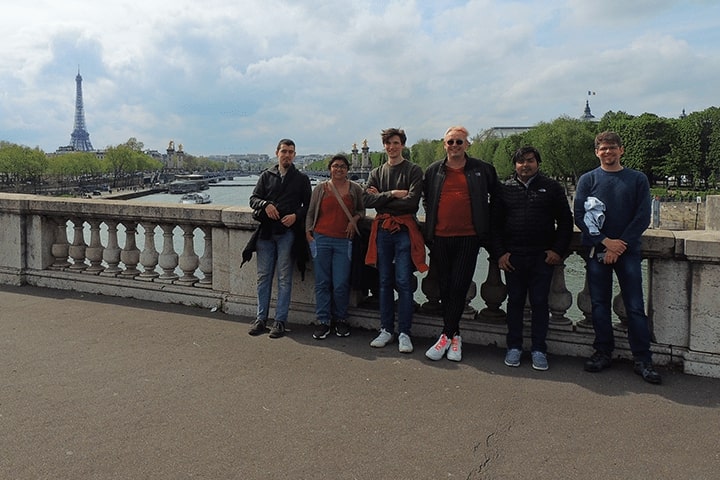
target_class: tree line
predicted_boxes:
[0,137,231,193]
[407,107,720,190]
[3,106,719,193]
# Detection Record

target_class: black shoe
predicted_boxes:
[269,321,286,339]
[248,319,267,336]
[335,320,350,337]
[634,361,662,384]
[313,324,331,340]
[584,351,612,372]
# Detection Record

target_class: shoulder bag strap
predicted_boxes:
[327,181,361,236]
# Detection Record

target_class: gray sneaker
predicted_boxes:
[504,348,522,367]
[398,333,413,353]
[531,351,548,371]
[370,328,394,348]
[446,335,462,362]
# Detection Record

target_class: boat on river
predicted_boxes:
[179,192,212,204]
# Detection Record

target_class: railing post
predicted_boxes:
[157,223,179,282]
[548,261,573,328]
[50,217,70,270]
[477,255,506,323]
[101,220,122,276]
[138,222,160,280]
[120,222,140,277]
[84,219,105,274]
[68,217,88,272]
[197,226,213,288]
[176,224,199,285]
[420,259,442,315]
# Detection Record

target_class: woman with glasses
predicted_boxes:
[422,126,498,362]
[306,154,365,339]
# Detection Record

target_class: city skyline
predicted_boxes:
[1,1,719,156]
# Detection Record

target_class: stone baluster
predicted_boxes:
[67,217,88,272]
[420,259,443,315]
[548,262,573,328]
[50,218,71,270]
[176,224,199,285]
[101,220,122,276]
[137,222,160,280]
[157,224,179,282]
[120,222,141,277]
[477,255,507,323]
[575,275,593,329]
[84,219,105,274]
[197,226,213,287]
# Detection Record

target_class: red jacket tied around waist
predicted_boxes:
[364,213,428,273]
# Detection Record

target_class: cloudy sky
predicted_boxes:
[1,0,718,157]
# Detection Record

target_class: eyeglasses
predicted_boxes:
[446,139,464,146]
[331,164,348,170]
[596,145,620,152]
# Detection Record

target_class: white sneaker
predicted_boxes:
[370,328,394,348]
[398,333,414,353]
[447,335,462,362]
[425,334,451,361]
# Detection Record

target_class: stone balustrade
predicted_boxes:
[2,193,720,378]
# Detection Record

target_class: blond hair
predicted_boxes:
[444,126,470,140]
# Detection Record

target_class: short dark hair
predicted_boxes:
[276,138,296,152]
[512,146,541,164]
[595,131,623,149]
[327,154,350,170]
[381,128,406,146]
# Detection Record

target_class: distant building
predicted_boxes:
[477,126,532,142]
[580,100,598,122]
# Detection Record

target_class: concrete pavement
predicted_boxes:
[1,284,719,479]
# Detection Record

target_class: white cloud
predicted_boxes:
[1,0,719,155]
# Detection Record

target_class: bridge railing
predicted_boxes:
[1,193,720,378]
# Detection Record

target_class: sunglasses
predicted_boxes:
[446,139,464,146]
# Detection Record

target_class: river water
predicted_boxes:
[127,177,589,316]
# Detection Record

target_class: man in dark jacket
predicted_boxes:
[246,138,311,338]
[491,146,572,370]
[422,126,498,362]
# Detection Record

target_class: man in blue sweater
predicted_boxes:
[573,131,661,384]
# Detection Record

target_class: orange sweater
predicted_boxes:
[365,213,428,273]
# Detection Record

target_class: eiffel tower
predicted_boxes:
[69,69,94,151]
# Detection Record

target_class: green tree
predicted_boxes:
[0,142,48,191]
[410,139,443,169]
[670,107,720,188]
[618,113,675,182]
[524,117,597,184]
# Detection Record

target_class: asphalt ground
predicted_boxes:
[2,284,719,480]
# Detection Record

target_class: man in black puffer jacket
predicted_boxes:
[490,146,573,371]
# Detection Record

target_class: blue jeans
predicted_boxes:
[376,228,414,335]
[256,229,295,324]
[313,233,352,325]
[505,252,554,353]
[586,249,652,362]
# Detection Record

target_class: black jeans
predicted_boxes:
[504,252,554,353]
